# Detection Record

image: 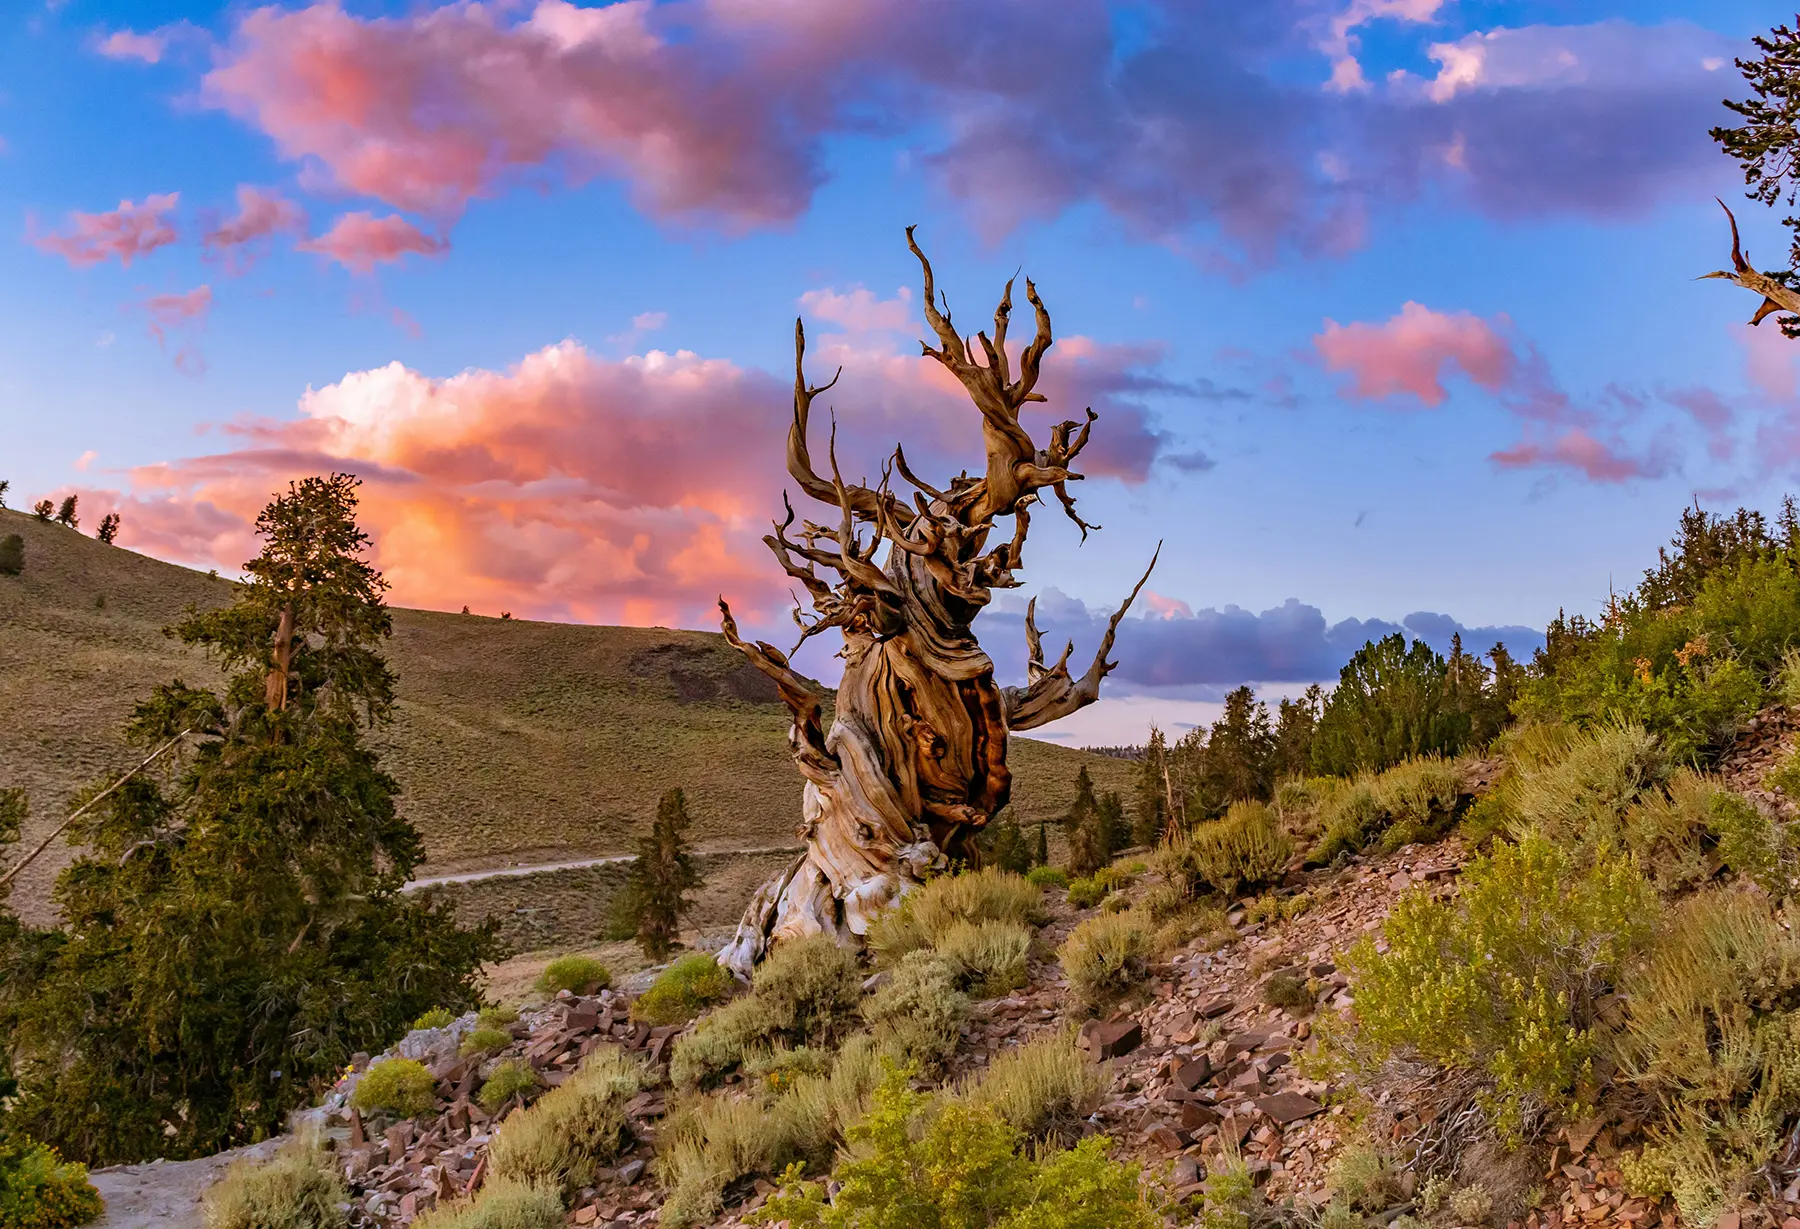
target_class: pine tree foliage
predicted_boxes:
[1131,727,1170,846]
[1063,767,1106,877]
[53,496,77,529]
[0,474,499,1165]
[619,788,705,960]
[31,501,51,522]
[1715,23,1800,332]
[96,513,120,545]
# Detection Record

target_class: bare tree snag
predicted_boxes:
[1703,198,1800,332]
[715,231,1157,976]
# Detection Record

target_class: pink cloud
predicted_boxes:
[88,328,1178,626]
[298,213,446,273]
[96,29,167,64]
[1143,590,1194,620]
[203,186,306,272]
[1315,301,1515,406]
[31,193,179,268]
[1489,429,1669,483]
[140,285,212,344]
[798,286,914,333]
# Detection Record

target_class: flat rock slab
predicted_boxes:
[90,1137,287,1229]
[1082,1019,1143,1061]
[1254,1092,1324,1124]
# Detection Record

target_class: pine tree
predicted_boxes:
[1064,766,1106,877]
[1132,726,1170,846]
[31,500,51,522]
[96,513,121,545]
[0,479,10,508]
[979,809,1032,874]
[53,495,77,529]
[619,788,705,960]
[1273,685,1322,780]
[1095,791,1127,857]
[1035,820,1049,867]
[1196,686,1274,814]
[0,474,498,1165]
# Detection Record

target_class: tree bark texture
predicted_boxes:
[716,231,1156,976]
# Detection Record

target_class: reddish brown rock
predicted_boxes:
[1254,1092,1324,1124]
[1082,1019,1143,1061]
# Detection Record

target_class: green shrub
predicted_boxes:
[1329,1142,1399,1214]
[933,919,1030,997]
[1447,1183,1495,1226]
[477,1060,541,1114]
[534,955,610,996]
[1261,973,1313,1014]
[1025,866,1068,889]
[1058,910,1152,1009]
[669,935,862,1088]
[959,1028,1100,1145]
[477,1005,519,1029]
[1341,834,1656,1140]
[1370,756,1464,850]
[1310,776,1384,864]
[1614,888,1800,1228]
[742,1046,833,1094]
[460,1027,511,1058]
[862,952,970,1074]
[1158,801,1291,900]
[0,534,23,578]
[659,1036,884,1228]
[0,1137,104,1229]
[411,1177,563,1229]
[488,1048,644,1195]
[412,1007,456,1031]
[1507,720,1666,846]
[349,1058,436,1119]
[631,952,736,1025]
[201,1132,346,1229]
[1065,876,1108,909]
[756,1067,1156,1229]
[867,868,1040,965]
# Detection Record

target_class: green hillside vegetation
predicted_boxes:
[0,508,1132,922]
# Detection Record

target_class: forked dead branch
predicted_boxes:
[715,229,1157,975]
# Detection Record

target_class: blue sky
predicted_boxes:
[2,0,1794,742]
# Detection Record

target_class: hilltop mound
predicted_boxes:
[0,509,1131,923]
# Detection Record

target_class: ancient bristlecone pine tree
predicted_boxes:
[716,231,1156,976]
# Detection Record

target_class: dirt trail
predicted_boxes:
[400,844,800,892]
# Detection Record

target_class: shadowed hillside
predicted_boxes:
[0,508,1134,922]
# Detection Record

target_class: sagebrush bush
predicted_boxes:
[758,1067,1156,1229]
[488,1048,645,1195]
[477,1060,541,1114]
[534,954,610,996]
[1615,888,1800,1228]
[0,534,23,578]
[862,952,970,1074]
[201,1132,346,1229]
[411,1177,563,1229]
[477,1005,519,1029]
[0,1136,104,1229]
[959,1028,1100,1145]
[1158,801,1291,900]
[1370,756,1464,850]
[867,869,1041,965]
[1025,865,1068,889]
[1058,910,1152,1009]
[1262,973,1313,1013]
[658,1035,883,1228]
[933,919,1031,997]
[460,1026,511,1058]
[1506,721,1666,846]
[741,1046,832,1094]
[1065,876,1111,909]
[350,1058,436,1118]
[1329,1142,1400,1214]
[631,952,736,1025]
[412,1007,456,1031]
[1342,834,1657,1140]
[670,935,862,1088]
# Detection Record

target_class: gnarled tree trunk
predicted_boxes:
[716,231,1156,977]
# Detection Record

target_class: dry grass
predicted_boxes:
[202,1131,346,1229]
[959,1027,1101,1144]
[488,1048,646,1194]
[0,509,1134,924]
[412,1177,563,1229]
[866,868,1042,964]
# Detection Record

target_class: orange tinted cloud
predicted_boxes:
[1489,429,1670,483]
[31,193,179,268]
[299,212,445,273]
[1315,301,1514,406]
[94,328,1179,627]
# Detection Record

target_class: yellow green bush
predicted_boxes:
[1341,834,1656,1140]
[1157,801,1291,900]
[933,919,1031,997]
[1328,1142,1399,1214]
[412,1007,456,1031]
[533,954,610,996]
[958,1028,1101,1145]
[670,935,862,1088]
[411,1176,563,1229]
[477,1059,541,1114]
[201,1132,345,1229]
[866,869,1040,964]
[0,1137,104,1229]
[349,1057,436,1119]
[631,952,736,1025]
[1025,866,1068,889]
[1065,876,1111,909]
[756,1067,1156,1229]
[1058,910,1152,1009]
[862,952,970,1073]
[659,1035,884,1228]
[1615,888,1800,1228]
[477,1005,519,1029]
[488,1048,645,1195]
[460,1027,511,1058]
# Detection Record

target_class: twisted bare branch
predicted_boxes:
[1004,543,1160,731]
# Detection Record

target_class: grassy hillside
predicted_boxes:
[0,508,1133,922]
